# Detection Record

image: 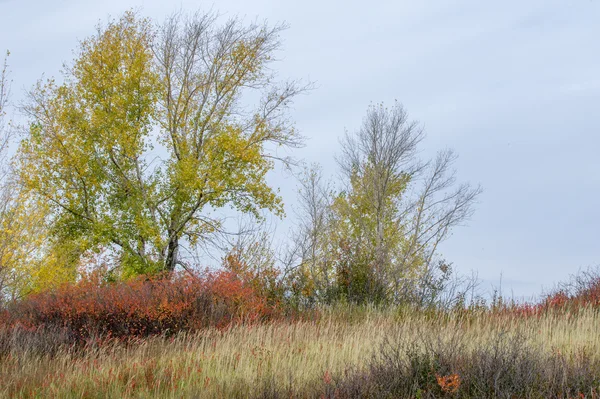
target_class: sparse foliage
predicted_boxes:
[284,165,336,305]
[289,102,481,306]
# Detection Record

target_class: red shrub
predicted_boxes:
[537,268,600,314]
[492,268,600,318]
[0,270,279,342]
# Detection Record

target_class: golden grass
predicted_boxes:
[1,307,599,398]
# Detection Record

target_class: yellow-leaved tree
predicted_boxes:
[0,52,72,301]
[19,11,306,278]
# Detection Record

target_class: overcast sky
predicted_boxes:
[1,0,599,299]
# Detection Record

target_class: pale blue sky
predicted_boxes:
[1,0,599,299]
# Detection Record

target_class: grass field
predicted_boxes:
[2,306,600,398]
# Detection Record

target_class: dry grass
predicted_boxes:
[1,307,599,398]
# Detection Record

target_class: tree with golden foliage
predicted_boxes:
[0,53,69,301]
[19,11,306,277]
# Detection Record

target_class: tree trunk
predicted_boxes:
[165,234,179,272]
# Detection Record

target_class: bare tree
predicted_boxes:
[222,216,277,272]
[283,165,336,304]
[152,12,310,272]
[0,51,11,176]
[397,149,482,287]
[0,51,13,300]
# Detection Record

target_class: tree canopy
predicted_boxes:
[19,11,307,276]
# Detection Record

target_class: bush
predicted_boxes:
[542,267,600,311]
[0,324,75,358]
[0,270,279,343]
[321,330,600,398]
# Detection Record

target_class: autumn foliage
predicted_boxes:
[0,270,279,341]
[436,373,461,394]
[495,268,600,318]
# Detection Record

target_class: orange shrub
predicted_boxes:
[436,373,461,394]
[0,270,279,342]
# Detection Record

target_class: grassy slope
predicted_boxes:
[1,308,600,398]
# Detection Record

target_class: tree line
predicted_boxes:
[0,10,481,307]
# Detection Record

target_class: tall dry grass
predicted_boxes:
[1,307,600,398]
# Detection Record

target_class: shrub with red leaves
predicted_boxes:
[0,270,279,342]
[494,267,600,318]
[537,267,600,313]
